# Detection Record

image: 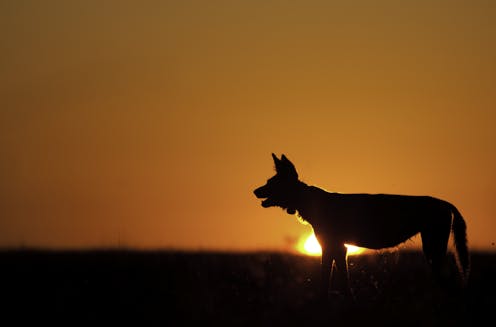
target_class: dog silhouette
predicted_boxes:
[254,153,470,299]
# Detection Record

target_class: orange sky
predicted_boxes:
[1,1,495,251]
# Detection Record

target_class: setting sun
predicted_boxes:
[297,232,366,256]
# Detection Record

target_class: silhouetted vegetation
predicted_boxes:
[1,250,494,326]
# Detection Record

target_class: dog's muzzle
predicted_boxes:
[253,186,266,199]
[254,187,272,207]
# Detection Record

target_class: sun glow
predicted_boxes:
[297,232,366,256]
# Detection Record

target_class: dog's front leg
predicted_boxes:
[329,244,352,298]
[320,247,332,301]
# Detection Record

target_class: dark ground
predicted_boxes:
[1,249,494,326]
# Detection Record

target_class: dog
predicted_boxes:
[253,153,470,299]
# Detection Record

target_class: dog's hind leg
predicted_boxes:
[421,214,452,287]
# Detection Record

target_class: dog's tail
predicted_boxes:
[450,204,470,284]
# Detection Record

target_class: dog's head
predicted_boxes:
[253,153,299,214]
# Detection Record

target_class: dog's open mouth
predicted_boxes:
[261,198,296,214]
[261,198,272,208]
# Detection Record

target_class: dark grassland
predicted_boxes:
[1,250,495,326]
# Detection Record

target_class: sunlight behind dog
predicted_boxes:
[297,232,365,256]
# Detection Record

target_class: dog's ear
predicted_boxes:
[281,154,291,164]
[272,153,283,172]
[272,153,280,164]
[280,154,298,178]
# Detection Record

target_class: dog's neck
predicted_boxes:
[290,180,319,224]
[286,180,311,216]
[292,180,310,196]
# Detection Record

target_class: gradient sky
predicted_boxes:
[1,0,495,251]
